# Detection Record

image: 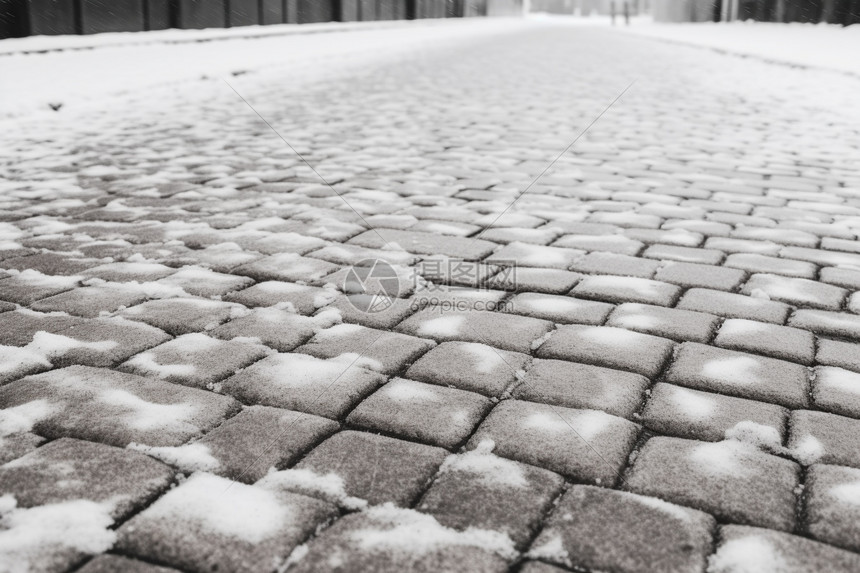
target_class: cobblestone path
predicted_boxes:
[2,21,860,573]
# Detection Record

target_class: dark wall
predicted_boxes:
[145,0,170,29]
[81,0,143,34]
[24,0,77,35]
[227,0,258,26]
[297,0,332,21]
[176,0,226,28]
[261,0,283,23]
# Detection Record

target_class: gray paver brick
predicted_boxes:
[396,308,553,353]
[349,228,497,260]
[222,281,337,314]
[817,339,860,373]
[607,302,718,343]
[625,436,799,531]
[346,378,492,448]
[710,525,860,573]
[118,298,248,335]
[655,261,746,291]
[714,318,816,364]
[530,485,715,573]
[791,309,860,339]
[117,472,337,573]
[485,241,584,269]
[405,341,528,396]
[487,267,582,293]
[569,251,661,278]
[677,288,791,323]
[208,307,319,352]
[641,382,788,442]
[514,357,648,419]
[0,366,239,447]
[742,273,847,310]
[788,410,860,468]
[296,430,447,506]
[221,353,384,420]
[536,324,674,378]
[0,438,174,519]
[806,463,860,552]
[665,342,808,408]
[506,292,613,324]
[77,555,181,573]
[572,275,681,306]
[468,399,639,485]
[419,445,564,548]
[812,366,860,419]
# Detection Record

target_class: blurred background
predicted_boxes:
[1,0,856,41]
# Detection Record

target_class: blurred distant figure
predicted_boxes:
[624,1,630,24]
[611,1,616,24]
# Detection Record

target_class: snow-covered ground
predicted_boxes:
[0,18,524,118]
[614,19,860,77]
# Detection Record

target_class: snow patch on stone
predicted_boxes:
[258,468,367,511]
[441,440,527,488]
[128,442,220,473]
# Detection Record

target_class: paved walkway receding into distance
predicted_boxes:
[2,20,860,573]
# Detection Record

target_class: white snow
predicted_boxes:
[415,315,466,338]
[349,504,517,560]
[98,389,197,432]
[816,366,860,397]
[618,20,860,78]
[523,408,611,441]
[440,440,527,488]
[0,400,55,437]
[668,386,716,419]
[527,531,571,566]
[787,434,825,466]
[724,421,783,452]
[830,480,860,506]
[128,442,220,473]
[460,343,507,374]
[689,440,757,478]
[258,468,367,510]
[709,533,789,573]
[384,379,439,402]
[0,497,117,571]
[140,472,288,543]
[700,356,762,385]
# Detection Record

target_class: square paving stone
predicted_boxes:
[665,342,809,409]
[298,323,435,374]
[529,485,715,573]
[405,341,529,396]
[118,298,249,335]
[81,261,176,282]
[119,333,270,389]
[505,293,613,325]
[49,316,172,368]
[624,436,799,531]
[329,293,418,330]
[569,252,661,278]
[223,281,337,315]
[607,303,719,343]
[348,228,497,261]
[655,261,746,291]
[709,525,860,573]
[0,437,174,519]
[714,318,815,364]
[0,309,85,346]
[484,241,584,269]
[231,252,340,283]
[30,285,148,317]
[514,358,648,419]
[812,366,860,419]
[641,383,788,442]
[208,307,318,352]
[817,339,860,373]
[572,275,681,306]
[288,505,512,573]
[536,324,674,378]
[805,463,860,552]
[0,270,81,305]
[677,288,790,324]
[155,266,254,297]
[553,233,644,255]
[487,267,582,294]
[788,410,860,468]
[185,405,338,483]
[790,309,860,340]
[468,400,639,485]
[0,366,239,447]
[221,353,385,420]
[418,443,564,549]
[396,309,553,353]
[742,273,847,310]
[116,472,338,573]
[347,378,492,449]
[295,430,448,506]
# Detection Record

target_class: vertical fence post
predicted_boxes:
[406,0,416,18]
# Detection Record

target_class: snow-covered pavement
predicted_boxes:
[2,17,860,573]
